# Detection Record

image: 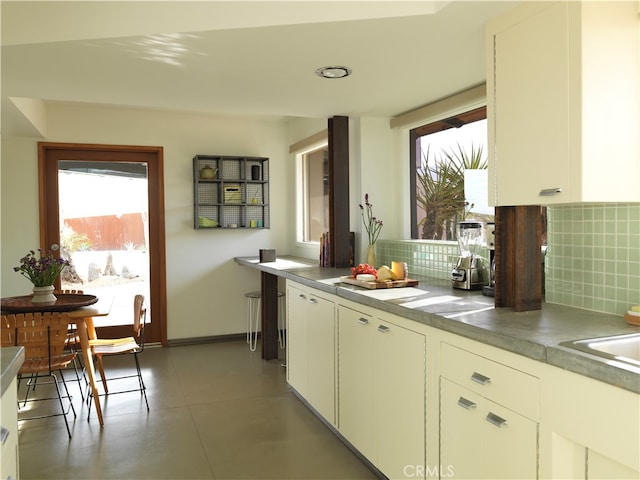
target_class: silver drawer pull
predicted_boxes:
[471,372,491,385]
[298,294,307,300]
[457,397,477,410]
[486,412,508,428]
[539,187,562,196]
[377,325,391,333]
[307,298,317,304]
[0,426,9,445]
[357,317,369,325]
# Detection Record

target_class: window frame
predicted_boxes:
[295,140,329,246]
[409,106,487,239]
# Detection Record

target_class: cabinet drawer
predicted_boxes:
[441,343,539,420]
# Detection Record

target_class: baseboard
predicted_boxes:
[288,387,386,480]
[167,333,246,347]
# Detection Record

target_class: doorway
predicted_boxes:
[38,142,167,345]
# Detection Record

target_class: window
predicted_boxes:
[410,106,494,240]
[297,144,329,243]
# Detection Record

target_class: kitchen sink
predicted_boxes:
[561,333,640,367]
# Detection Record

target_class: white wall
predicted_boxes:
[1,105,400,340]
[1,103,290,340]
[284,116,327,260]
[284,115,398,266]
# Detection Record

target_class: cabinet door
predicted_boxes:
[0,376,19,480]
[286,284,308,396]
[588,449,639,480]
[489,2,571,206]
[375,320,426,479]
[481,397,538,480]
[306,293,335,424]
[440,378,486,480]
[440,378,538,480]
[337,305,377,462]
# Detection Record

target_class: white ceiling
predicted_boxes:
[1,1,519,136]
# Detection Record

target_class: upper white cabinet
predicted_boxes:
[486,1,640,206]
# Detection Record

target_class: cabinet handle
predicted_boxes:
[457,397,477,410]
[539,187,562,196]
[357,317,369,325]
[307,298,317,304]
[298,294,307,301]
[0,426,9,445]
[471,372,491,385]
[377,325,391,333]
[486,412,508,428]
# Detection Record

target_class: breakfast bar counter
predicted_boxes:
[235,255,640,393]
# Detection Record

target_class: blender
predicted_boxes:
[452,221,487,290]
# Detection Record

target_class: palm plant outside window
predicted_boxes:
[410,108,494,240]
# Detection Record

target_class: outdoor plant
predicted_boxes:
[359,193,383,245]
[14,246,70,287]
[416,143,487,240]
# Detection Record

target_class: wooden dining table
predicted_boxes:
[1,294,113,427]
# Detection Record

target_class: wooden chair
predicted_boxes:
[55,289,86,399]
[0,312,78,438]
[88,294,149,414]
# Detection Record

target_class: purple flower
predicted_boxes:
[358,194,383,245]
[14,248,70,287]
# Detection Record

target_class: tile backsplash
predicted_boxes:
[378,202,640,316]
[545,203,640,316]
[376,239,487,281]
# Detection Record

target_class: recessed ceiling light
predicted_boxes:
[315,66,352,79]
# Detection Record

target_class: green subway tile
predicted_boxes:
[617,289,629,303]
[583,207,594,221]
[593,298,605,312]
[604,232,616,246]
[618,261,629,275]
[583,297,594,310]
[604,285,616,300]
[593,207,605,221]
[605,248,616,262]
[592,269,605,283]
[604,207,617,221]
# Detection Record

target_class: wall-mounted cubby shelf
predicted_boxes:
[193,155,269,229]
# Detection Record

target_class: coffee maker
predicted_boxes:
[452,221,487,290]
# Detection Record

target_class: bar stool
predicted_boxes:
[245,291,286,352]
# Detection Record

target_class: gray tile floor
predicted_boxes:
[15,340,377,480]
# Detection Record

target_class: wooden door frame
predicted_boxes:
[38,142,168,346]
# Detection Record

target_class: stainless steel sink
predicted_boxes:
[561,333,640,366]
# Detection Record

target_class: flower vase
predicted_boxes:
[31,285,57,304]
[366,244,376,267]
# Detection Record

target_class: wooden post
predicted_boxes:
[328,116,351,268]
[261,271,279,360]
[494,206,542,312]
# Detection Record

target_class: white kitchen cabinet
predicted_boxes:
[439,343,539,479]
[1,376,20,480]
[588,450,639,480]
[486,1,640,206]
[338,304,426,479]
[440,378,538,480]
[286,282,336,424]
[542,362,640,480]
[337,305,377,462]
